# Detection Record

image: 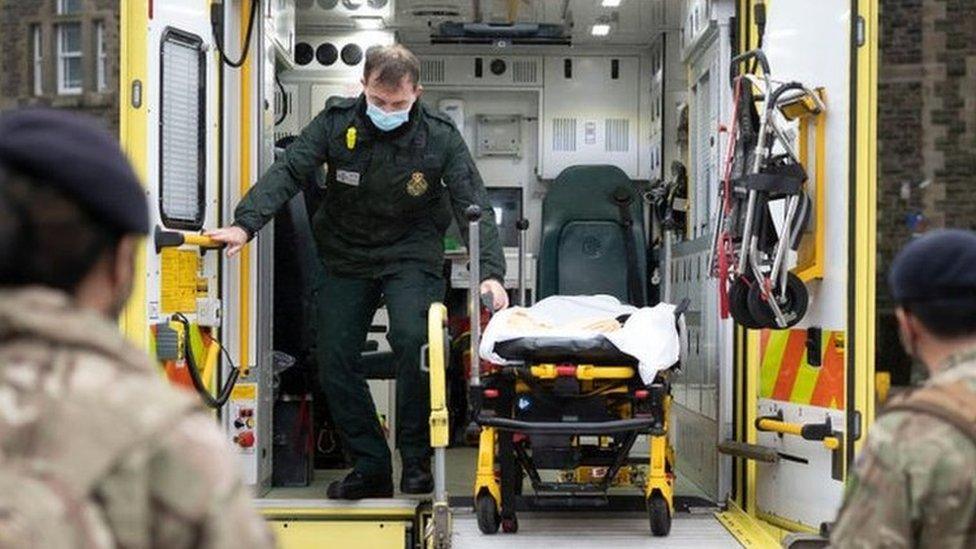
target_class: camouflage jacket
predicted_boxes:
[830,348,976,548]
[0,288,273,549]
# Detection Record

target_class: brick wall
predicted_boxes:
[878,0,976,382]
[0,0,120,133]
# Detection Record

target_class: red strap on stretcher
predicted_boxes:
[716,77,745,319]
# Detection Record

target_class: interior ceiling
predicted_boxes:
[394,0,667,46]
[299,0,673,46]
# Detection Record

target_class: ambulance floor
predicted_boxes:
[265,447,712,502]
[451,511,742,548]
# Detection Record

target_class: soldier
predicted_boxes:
[207,44,508,499]
[830,229,976,548]
[0,109,273,548]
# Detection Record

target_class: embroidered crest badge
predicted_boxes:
[407,171,428,197]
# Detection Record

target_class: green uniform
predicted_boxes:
[830,348,976,548]
[234,94,505,475]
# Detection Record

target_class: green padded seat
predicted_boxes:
[537,165,647,305]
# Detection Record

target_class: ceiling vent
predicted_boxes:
[433,22,569,45]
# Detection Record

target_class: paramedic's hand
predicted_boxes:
[480,279,509,311]
[205,226,249,257]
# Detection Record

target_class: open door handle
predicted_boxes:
[756,416,841,451]
[154,225,225,254]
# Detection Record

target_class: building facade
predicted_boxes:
[877,0,976,382]
[0,0,120,132]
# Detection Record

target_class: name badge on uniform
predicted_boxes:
[336,169,361,186]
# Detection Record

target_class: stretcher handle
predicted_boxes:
[767,81,826,115]
[517,218,530,306]
[466,205,483,387]
[730,49,770,83]
[756,417,841,451]
[154,225,225,254]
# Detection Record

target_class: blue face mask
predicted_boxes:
[366,102,412,132]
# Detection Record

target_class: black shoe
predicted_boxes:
[326,471,393,500]
[400,458,434,494]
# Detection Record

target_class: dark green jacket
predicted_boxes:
[233,94,505,281]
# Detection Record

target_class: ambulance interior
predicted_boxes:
[264,0,721,502]
[139,0,881,545]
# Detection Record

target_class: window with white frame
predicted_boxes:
[32,25,43,96]
[96,22,107,92]
[57,0,83,14]
[160,29,207,230]
[57,22,83,94]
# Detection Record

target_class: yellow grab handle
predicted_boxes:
[756,418,841,451]
[428,303,449,449]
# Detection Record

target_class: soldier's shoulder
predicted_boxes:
[147,410,247,514]
[870,408,976,471]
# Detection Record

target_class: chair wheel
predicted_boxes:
[730,276,763,329]
[648,494,672,537]
[747,272,809,329]
[475,493,500,535]
[501,514,519,534]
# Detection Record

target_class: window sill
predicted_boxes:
[50,92,114,109]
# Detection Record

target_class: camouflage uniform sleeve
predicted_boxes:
[441,128,506,283]
[830,412,976,548]
[233,109,331,237]
[146,412,274,549]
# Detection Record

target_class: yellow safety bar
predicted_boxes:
[530,365,635,380]
[153,225,224,254]
[428,303,449,449]
[426,303,451,549]
[756,418,841,451]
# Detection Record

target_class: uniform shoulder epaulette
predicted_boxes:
[422,103,460,131]
[324,95,358,112]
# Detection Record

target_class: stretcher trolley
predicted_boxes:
[429,168,687,540]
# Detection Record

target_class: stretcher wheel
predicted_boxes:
[475,493,501,535]
[730,277,763,329]
[647,494,672,537]
[501,515,519,534]
[747,272,809,329]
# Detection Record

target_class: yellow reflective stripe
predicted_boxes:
[790,333,824,404]
[759,332,788,398]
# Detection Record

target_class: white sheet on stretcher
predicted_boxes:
[480,295,681,384]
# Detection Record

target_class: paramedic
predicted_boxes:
[207,44,508,499]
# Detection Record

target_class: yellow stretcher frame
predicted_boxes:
[471,363,676,523]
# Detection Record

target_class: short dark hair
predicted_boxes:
[363,45,420,89]
[903,299,976,339]
[0,167,121,292]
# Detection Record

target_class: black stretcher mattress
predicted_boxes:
[493,336,638,365]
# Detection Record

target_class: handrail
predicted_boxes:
[756,417,841,451]
[426,303,451,549]
[154,225,225,254]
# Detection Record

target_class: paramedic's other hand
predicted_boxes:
[480,279,509,311]
[206,226,249,257]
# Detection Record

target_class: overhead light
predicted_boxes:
[591,24,611,36]
[601,0,623,7]
[352,15,384,29]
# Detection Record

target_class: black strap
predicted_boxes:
[613,187,644,307]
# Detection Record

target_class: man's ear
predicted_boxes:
[415,83,424,99]
[112,235,138,290]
